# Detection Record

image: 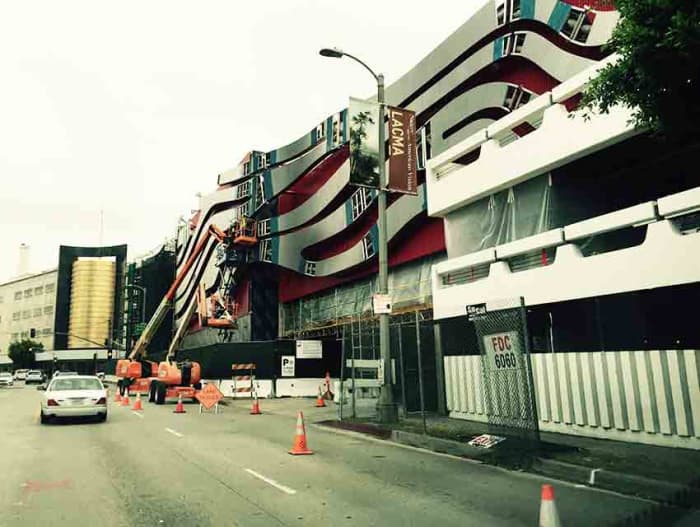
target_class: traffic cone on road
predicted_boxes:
[323,371,334,400]
[132,392,143,411]
[288,411,313,455]
[538,484,562,527]
[315,386,326,408]
[250,393,262,415]
[173,393,186,414]
[114,390,121,403]
[121,392,130,407]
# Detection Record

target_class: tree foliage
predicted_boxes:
[582,0,700,140]
[8,339,43,369]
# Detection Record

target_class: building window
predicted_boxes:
[33,308,42,317]
[22,310,30,320]
[235,179,252,199]
[243,160,251,175]
[362,234,375,260]
[496,0,506,25]
[45,283,55,294]
[316,121,326,141]
[259,239,272,263]
[12,311,20,321]
[14,291,22,300]
[24,289,32,298]
[34,286,43,295]
[502,32,526,56]
[496,0,521,26]
[561,7,593,44]
[503,85,533,111]
[265,152,272,167]
[304,261,317,276]
[44,305,53,315]
[351,188,373,221]
[511,0,521,20]
[257,219,271,237]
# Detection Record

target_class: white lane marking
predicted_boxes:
[165,427,183,437]
[132,412,144,419]
[244,468,297,495]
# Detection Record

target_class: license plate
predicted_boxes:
[69,399,86,406]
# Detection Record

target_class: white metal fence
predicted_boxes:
[445,349,700,449]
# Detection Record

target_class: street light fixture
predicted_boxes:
[319,46,398,423]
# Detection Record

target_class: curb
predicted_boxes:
[532,458,700,508]
[391,430,490,460]
[388,429,700,509]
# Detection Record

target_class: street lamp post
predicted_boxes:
[320,47,398,423]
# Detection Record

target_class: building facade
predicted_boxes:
[165,0,626,411]
[0,269,58,356]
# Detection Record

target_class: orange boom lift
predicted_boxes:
[116,223,241,403]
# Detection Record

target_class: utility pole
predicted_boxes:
[319,47,398,423]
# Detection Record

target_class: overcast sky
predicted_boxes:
[0,0,487,283]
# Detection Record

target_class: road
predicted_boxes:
[0,383,696,526]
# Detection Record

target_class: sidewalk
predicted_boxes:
[317,411,700,510]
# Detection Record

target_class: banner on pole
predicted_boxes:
[348,97,380,188]
[386,106,418,195]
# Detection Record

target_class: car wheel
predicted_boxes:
[97,413,107,423]
[148,381,157,403]
[40,411,49,425]
[155,381,166,405]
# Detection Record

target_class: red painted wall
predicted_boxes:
[277,146,349,215]
[279,216,445,303]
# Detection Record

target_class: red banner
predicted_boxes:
[386,106,417,195]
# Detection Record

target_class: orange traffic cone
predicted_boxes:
[538,484,562,527]
[250,393,261,415]
[173,393,186,414]
[288,411,313,455]
[114,390,122,403]
[121,391,130,407]
[323,371,334,400]
[132,392,143,411]
[315,386,326,408]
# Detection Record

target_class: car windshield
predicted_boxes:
[50,378,103,391]
[28,371,41,376]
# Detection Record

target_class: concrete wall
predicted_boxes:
[445,350,700,449]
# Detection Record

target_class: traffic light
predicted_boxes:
[30,328,36,338]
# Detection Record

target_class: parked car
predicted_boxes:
[13,369,28,381]
[25,370,45,384]
[0,372,14,387]
[38,375,107,424]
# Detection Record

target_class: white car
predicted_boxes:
[14,369,28,381]
[25,370,45,384]
[39,375,108,424]
[0,372,14,387]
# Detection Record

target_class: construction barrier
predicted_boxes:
[231,363,256,398]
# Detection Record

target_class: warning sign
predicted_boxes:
[196,383,224,410]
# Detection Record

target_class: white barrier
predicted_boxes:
[202,379,274,399]
[276,378,333,397]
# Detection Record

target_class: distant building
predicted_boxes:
[0,268,58,356]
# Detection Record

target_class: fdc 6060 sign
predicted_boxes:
[483,332,521,371]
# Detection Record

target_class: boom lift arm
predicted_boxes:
[128,224,228,361]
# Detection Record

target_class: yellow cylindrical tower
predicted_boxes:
[68,257,116,348]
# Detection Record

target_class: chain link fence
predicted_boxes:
[470,298,539,441]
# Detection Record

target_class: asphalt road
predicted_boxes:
[0,383,697,526]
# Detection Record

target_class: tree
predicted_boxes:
[582,1,700,140]
[8,339,43,370]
